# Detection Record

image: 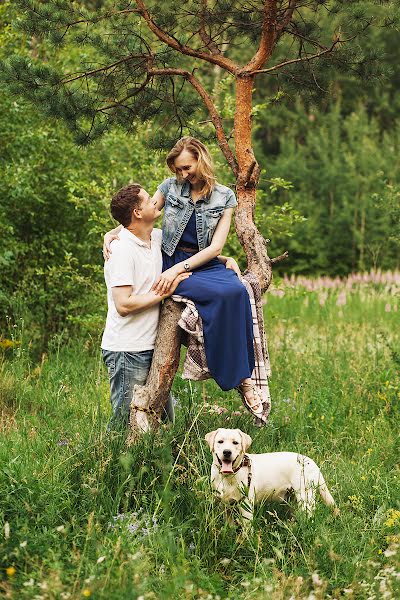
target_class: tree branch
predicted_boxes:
[244,0,277,72]
[97,73,152,111]
[198,0,222,56]
[148,67,238,176]
[135,0,238,73]
[276,0,297,32]
[252,40,341,75]
[62,55,146,84]
[271,251,289,264]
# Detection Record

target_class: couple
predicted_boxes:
[101,136,265,430]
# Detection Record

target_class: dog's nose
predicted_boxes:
[223,449,232,458]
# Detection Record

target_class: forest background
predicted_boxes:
[0,0,399,352]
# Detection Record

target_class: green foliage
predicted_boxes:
[261,101,400,275]
[0,80,169,348]
[2,0,398,145]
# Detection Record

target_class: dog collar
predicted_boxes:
[216,454,252,487]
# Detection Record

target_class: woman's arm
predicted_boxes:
[152,208,234,295]
[153,188,165,210]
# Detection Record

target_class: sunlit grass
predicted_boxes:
[0,278,399,599]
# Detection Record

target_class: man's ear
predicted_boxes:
[205,430,218,452]
[238,430,252,452]
[132,207,142,220]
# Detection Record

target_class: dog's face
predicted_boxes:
[205,428,252,474]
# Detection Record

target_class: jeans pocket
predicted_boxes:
[102,350,116,377]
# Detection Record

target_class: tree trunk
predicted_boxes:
[127,298,183,444]
[234,75,273,293]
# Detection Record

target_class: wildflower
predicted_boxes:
[57,439,70,447]
[6,566,16,576]
[20,540,27,548]
[336,291,347,306]
[56,525,65,532]
[384,509,400,528]
[320,415,325,421]
[378,549,383,554]
[361,475,366,481]
[367,448,373,454]
[96,556,106,564]
[82,590,91,597]
[311,572,324,587]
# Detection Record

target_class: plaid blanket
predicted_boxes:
[172,271,271,425]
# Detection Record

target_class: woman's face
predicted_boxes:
[174,149,201,185]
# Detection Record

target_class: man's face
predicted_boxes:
[136,188,161,223]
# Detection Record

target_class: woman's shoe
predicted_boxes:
[236,381,266,421]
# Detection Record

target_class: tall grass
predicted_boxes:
[0,280,399,599]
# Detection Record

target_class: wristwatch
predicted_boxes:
[183,262,191,272]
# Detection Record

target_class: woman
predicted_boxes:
[105,137,263,418]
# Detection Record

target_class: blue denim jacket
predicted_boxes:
[158,177,237,256]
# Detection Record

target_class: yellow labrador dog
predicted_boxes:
[205,428,337,524]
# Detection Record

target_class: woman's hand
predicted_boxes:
[225,257,241,279]
[164,272,192,297]
[152,265,183,295]
[103,232,119,261]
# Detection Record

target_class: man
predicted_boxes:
[101,183,190,429]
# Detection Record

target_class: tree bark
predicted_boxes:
[234,75,273,293]
[127,298,183,444]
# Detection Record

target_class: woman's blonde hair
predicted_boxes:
[166,136,216,197]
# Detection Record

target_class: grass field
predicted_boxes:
[1,274,399,599]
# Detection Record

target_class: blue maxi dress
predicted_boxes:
[162,211,255,391]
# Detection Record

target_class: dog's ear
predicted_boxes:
[239,430,252,452]
[205,430,218,451]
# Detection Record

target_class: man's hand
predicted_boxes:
[152,265,183,295]
[103,232,120,261]
[225,257,241,279]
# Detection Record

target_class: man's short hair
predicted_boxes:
[111,184,142,226]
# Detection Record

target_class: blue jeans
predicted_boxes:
[102,349,175,430]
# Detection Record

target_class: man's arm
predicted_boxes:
[112,273,191,317]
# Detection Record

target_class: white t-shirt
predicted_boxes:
[101,227,163,352]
